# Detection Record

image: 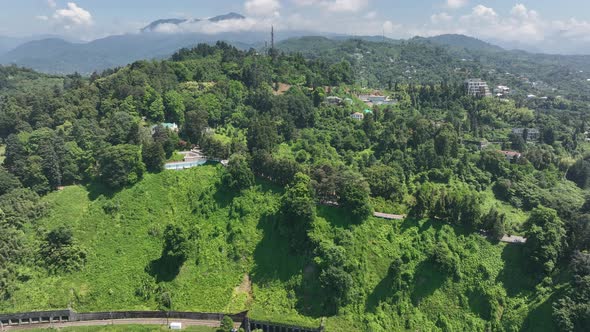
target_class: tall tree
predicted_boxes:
[98,144,146,188]
[524,206,566,274]
[142,142,166,173]
[163,90,186,124]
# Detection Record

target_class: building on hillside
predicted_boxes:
[351,112,365,121]
[151,123,179,134]
[500,150,522,161]
[358,94,397,106]
[493,85,510,97]
[465,79,492,98]
[512,128,540,142]
[464,139,490,150]
[326,96,343,105]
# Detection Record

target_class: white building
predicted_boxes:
[465,79,492,98]
[358,94,397,106]
[351,112,364,121]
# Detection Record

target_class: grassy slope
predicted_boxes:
[480,188,530,234]
[1,166,556,331]
[0,144,5,163]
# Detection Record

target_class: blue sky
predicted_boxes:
[2,0,590,52]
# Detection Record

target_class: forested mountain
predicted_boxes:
[1,42,590,331]
[277,36,590,100]
[418,34,504,52]
[3,28,590,82]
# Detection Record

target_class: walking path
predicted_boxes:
[373,212,406,220]
[500,235,527,244]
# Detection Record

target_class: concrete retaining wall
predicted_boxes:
[0,309,73,326]
[247,319,321,332]
[0,310,321,332]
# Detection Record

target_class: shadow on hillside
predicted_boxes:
[467,288,492,320]
[213,185,237,209]
[146,254,185,283]
[497,245,537,297]
[316,205,363,229]
[294,263,328,318]
[86,181,119,201]
[521,292,560,331]
[250,211,327,318]
[250,212,304,284]
[365,266,400,313]
[411,260,446,306]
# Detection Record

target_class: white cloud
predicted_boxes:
[293,0,369,13]
[244,0,280,17]
[418,4,554,44]
[47,0,57,8]
[152,17,273,35]
[469,5,497,21]
[364,11,377,19]
[53,2,93,27]
[382,20,401,35]
[446,0,468,9]
[431,12,452,24]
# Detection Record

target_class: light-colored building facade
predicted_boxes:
[465,79,492,98]
[351,112,365,121]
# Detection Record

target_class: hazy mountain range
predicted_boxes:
[0,12,588,75]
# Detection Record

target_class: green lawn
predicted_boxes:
[481,188,530,234]
[167,151,186,162]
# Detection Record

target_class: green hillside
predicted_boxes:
[0,165,557,331]
[1,42,589,331]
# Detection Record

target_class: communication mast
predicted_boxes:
[271,25,275,51]
[269,25,277,60]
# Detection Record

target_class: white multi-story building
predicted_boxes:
[465,79,492,98]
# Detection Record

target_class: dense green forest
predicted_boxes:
[277,36,590,100]
[1,40,590,331]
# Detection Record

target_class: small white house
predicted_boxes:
[351,112,364,121]
[169,322,182,330]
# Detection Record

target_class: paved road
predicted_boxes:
[2,318,223,331]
